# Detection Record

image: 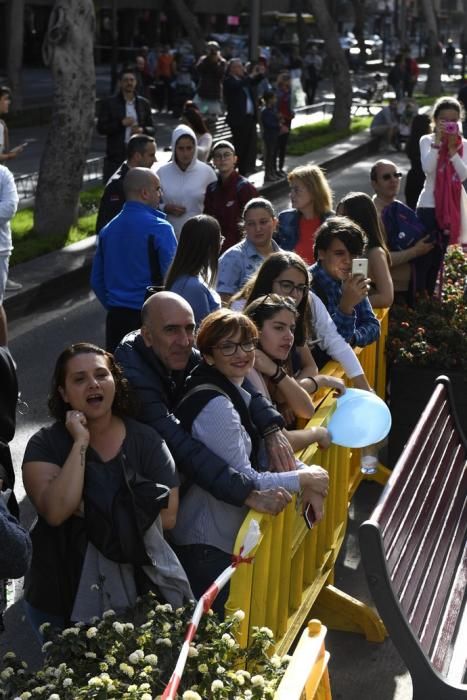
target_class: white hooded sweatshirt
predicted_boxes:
[157,124,216,238]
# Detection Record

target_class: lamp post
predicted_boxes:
[249,0,261,62]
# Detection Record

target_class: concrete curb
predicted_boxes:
[4,131,381,323]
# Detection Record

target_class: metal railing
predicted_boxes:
[14,157,104,205]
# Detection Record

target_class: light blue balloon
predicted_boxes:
[328,391,392,448]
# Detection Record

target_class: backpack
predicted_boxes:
[381,201,427,251]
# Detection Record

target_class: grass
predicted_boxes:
[287,115,372,156]
[10,186,103,266]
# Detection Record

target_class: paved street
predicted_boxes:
[2,150,414,698]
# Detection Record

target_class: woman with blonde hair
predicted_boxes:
[276,164,334,264]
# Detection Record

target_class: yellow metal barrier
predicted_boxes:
[226,308,391,652]
[275,620,332,700]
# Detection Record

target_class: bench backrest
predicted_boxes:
[359,376,467,697]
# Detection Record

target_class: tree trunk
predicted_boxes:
[351,0,366,68]
[307,0,352,131]
[6,0,25,109]
[34,1,96,239]
[171,0,205,57]
[419,0,443,96]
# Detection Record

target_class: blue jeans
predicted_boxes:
[173,544,231,619]
[24,601,65,645]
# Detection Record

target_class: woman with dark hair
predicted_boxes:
[244,295,330,451]
[0,86,25,163]
[336,192,394,309]
[171,308,328,615]
[404,113,431,210]
[181,100,213,161]
[165,214,222,325]
[232,251,371,391]
[22,343,186,636]
[417,96,467,291]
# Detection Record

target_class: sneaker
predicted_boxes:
[360,456,378,475]
[5,279,22,291]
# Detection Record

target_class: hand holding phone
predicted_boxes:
[351,257,368,277]
[303,503,316,529]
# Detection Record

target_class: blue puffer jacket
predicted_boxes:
[275,209,333,251]
[115,332,284,506]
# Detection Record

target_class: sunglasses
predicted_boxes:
[381,172,403,181]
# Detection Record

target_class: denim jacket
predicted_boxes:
[275,209,333,251]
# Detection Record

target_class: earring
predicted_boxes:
[205,360,214,366]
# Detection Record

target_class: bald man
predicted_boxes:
[91,167,177,352]
[114,291,294,513]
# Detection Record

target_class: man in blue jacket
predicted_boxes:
[91,167,177,352]
[115,291,294,513]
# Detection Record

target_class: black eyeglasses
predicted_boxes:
[211,339,258,356]
[381,172,403,181]
[274,279,309,295]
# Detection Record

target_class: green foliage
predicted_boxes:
[10,188,102,266]
[386,246,467,370]
[287,116,372,156]
[0,594,289,699]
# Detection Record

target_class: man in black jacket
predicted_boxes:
[97,67,155,182]
[95,134,157,234]
[115,292,294,513]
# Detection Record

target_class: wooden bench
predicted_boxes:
[359,375,467,700]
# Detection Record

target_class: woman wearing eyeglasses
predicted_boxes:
[165,215,222,326]
[232,251,371,392]
[170,308,329,616]
[276,164,334,265]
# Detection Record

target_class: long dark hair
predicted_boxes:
[181,100,209,135]
[48,343,135,421]
[337,191,389,258]
[405,113,431,161]
[237,251,311,346]
[165,214,221,289]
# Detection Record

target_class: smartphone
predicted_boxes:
[444,121,458,134]
[303,503,316,530]
[352,258,368,277]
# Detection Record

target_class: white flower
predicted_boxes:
[139,683,151,690]
[198,663,208,674]
[62,627,80,636]
[62,679,72,688]
[182,692,202,700]
[162,622,171,632]
[104,654,116,666]
[187,645,198,658]
[1,667,14,680]
[216,665,225,674]
[221,633,236,648]
[233,609,245,621]
[141,694,152,700]
[124,622,134,631]
[251,674,265,687]
[86,627,97,639]
[211,680,224,691]
[260,626,274,638]
[112,621,124,634]
[128,652,140,665]
[127,685,138,692]
[85,652,97,659]
[90,584,100,591]
[269,654,281,669]
[38,623,51,634]
[144,654,158,666]
[48,694,60,700]
[119,662,134,678]
[88,677,103,687]
[20,693,32,700]
[102,609,116,618]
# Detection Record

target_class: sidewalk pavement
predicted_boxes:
[3,127,380,322]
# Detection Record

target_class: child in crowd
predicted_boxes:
[260,91,281,182]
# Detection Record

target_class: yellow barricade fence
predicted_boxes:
[275,620,332,700]
[226,308,391,653]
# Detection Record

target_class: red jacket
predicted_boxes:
[204,171,257,252]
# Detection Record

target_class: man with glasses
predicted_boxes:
[115,291,295,517]
[204,140,257,253]
[371,159,435,304]
[91,168,177,353]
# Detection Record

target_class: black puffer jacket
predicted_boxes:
[115,331,284,506]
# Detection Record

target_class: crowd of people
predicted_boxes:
[2,35,467,640]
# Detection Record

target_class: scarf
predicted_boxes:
[434,136,463,244]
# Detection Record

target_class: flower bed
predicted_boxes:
[0,593,290,700]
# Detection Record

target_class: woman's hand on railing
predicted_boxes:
[306,426,332,450]
[315,374,346,396]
